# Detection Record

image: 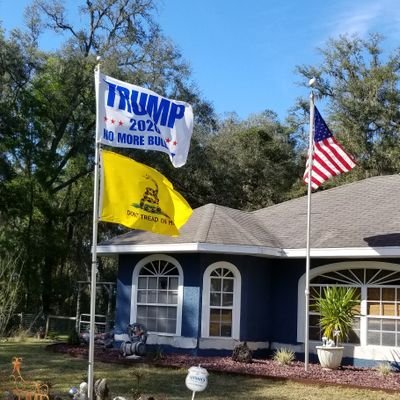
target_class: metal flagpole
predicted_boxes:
[88,57,103,399]
[304,78,316,371]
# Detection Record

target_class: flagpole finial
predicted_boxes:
[95,56,103,73]
[309,77,317,87]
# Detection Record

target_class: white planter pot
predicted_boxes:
[316,346,344,370]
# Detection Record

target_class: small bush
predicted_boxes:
[376,362,392,376]
[8,328,30,342]
[154,345,165,360]
[47,331,61,341]
[232,342,252,363]
[68,329,81,345]
[273,348,295,365]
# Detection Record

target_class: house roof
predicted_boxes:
[97,174,400,258]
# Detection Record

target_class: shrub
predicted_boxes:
[68,329,81,345]
[376,362,392,377]
[8,328,30,342]
[47,331,61,341]
[232,342,252,363]
[273,348,295,365]
[313,286,360,345]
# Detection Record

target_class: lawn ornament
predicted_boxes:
[69,382,89,400]
[185,365,208,399]
[119,323,147,358]
[68,387,79,398]
[10,357,50,400]
[79,382,88,400]
[94,378,110,400]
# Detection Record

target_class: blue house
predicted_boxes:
[97,175,400,366]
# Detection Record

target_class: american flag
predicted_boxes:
[304,106,356,190]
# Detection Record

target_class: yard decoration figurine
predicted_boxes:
[10,356,50,400]
[68,382,88,400]
[313,287,359,369]
[69,379,108,400]
[119,323,148,358]
[185,365,208,400]
[94,378,110,400]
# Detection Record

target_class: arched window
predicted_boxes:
[132,255,183,335]
[298,262,400,347]
[201,262,241,339]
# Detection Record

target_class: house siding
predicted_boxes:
[114,254,140,335]
[179,254,202,338]
[236,256,272,342]
[114,253,274,345]
[113,252,400,363]
[270,259,304,344]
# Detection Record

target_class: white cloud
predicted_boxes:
[325,0,400,40]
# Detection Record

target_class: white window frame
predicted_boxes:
[201,261,241,339]
[297,261,400,345]
[131,254,183,336]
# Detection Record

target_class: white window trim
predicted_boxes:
[131,254,183,336]
[297,261,400,343]
[201,261,241,340]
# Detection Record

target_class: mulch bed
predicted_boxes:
[47,343,400,393]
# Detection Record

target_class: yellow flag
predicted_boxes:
[100,150,192,236]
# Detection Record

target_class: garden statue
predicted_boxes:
[120,323,147,358]
[94,378,110,400]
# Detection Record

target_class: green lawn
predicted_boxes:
[0,339,396,400]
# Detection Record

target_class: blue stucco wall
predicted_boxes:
[234,255,272,341]
[114,252,275,343]
[176,254,202,338]
[113,252,400,363]
[114,252,369,344]
[114,253,204,337]
[269,259,305,344]
[114,254,141,334]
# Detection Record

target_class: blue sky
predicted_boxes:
[1,0,400,120]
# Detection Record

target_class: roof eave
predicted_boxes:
[96,242,283,257]
[96,243,400,259]
[283,246,400,258]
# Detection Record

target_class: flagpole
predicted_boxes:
[88,57,102,399]
[304,78,316,372]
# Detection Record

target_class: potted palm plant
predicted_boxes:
[313,286,359,369]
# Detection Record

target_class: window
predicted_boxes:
[298,262,400,347]
[201,262,241,339]
[366,286,400,346]
[132,255,183,335]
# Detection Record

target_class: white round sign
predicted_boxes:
[185,365,208,392]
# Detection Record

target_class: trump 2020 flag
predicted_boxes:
[99,150,192,236]
[304,106,356,189]
[95,73,193,168]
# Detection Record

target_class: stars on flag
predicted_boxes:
[103,116,123,126]
[102,115,178,147]
[165,137,178,147]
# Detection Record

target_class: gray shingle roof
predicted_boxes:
[253,174,400,249]
[98,175,400,254]
[99,203,280,248]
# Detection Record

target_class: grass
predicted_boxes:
[0,339,398,400]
